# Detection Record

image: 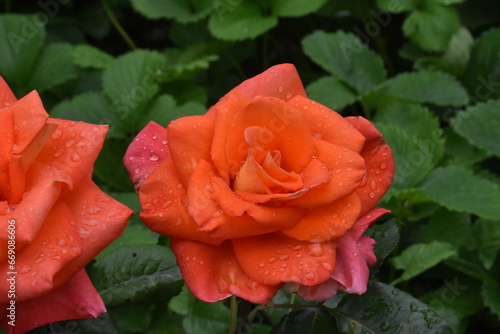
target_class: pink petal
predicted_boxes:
[124,121,169,189]
[0,269,105,334]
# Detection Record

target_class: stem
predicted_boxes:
[288,293,296,313]
[229,295,239,334]
[101,0,137,50]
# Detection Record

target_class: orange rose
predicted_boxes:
[0,78,133,333]
[124,64,394,304]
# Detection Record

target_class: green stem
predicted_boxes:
[101,0,137,50]
[288,293,296,313]
[229,295,239,334]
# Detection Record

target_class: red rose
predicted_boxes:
[0,78,133,333]
[124,64,394,304]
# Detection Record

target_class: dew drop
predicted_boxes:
[307,243,324,257]
[293,245,302,251]
[286,92,292,99]
[52,255,62,260]
[368,192,376,199]
[176,184,183,189]
[304,272,315,280]
[278,86,284,93]
[258,263,265,268]
[321,262,333,271]
[51,129,62,139]
[35,257,44,264]
[57,239,67,247]
[268,257,277,263]
[380,162,387,170]
[71,153,81,161]
[280,254,289,260]
[149,154,159,161]
[66,139,75,147]
[302,105,309,110]
[19,266,32,274]
[264,270,270,276]
[370,180,377,190]
[134,168,141,174]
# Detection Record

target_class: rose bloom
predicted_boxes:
[124,64,394,304]
[0,78,133,333]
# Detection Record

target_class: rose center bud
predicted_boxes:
[232,126,304,194]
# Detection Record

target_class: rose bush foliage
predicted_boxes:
[124,64,394,304]
[0,78,133,333]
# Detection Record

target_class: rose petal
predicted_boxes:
[331,207,389,293]
[36,119,108,190]
[187,159,304,238]
[139,157,223,245]
[167,114,215,185]
[287,137,366,208]
[346,117,395,216]
[289,95,365,152]
[123,121,169,190]
[0,269,105,334]
[0,201,82,302]
[233,233,336,286]
[53,177,133,286]
[210,89,251,182]
[171,238,280,304]
[283,279,342,302]
[234,63,307,102]
[0,77,17,107]
[225,96,314,177]
[282,193,362,242]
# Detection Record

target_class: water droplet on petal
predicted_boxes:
[307,243,324,257]
[149,154,159,161]
[268,257,276,263]
[370,180,377,190]
[52,255,62,260]
[380,162,387,170]
[134,168,141,174]
[369,192,376,199]
[321,262,333,271]
[278,86,284,93]
[52,129,62,139]
[304,272,315,280]
[71,153,81,161]
[280,255,289,260]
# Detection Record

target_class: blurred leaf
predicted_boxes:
[382,70,469,106]
[451,99,500,158]
[302,30,387,94]
[34,313,119,334]
[435,27,474,76]
[169,286,230,334]
[419,166,500,220]
[422,208,471,247]
[306,76,358,111]
[0,14,45,94]
[444,129,491,165]
[73,44,114,70]
[163,44,220,79]
[78,4,112,40]
[89,244,183,306]
[271,0,328,17]
[93,139,135,192]
[376,0,414,13]
[50,92,124,139]
[108,303,154,332]
[463,28,500,101]
[131,0,213,23]
[391,241,457,284]
[209,1,278,41]
[335,282,453,333]
[270,306,336,334]
[102,50,166,132]
[376,124,436,189]
[403,4,461,52]
[26,43,78,93]
[470,218,500,269]
[482,281,500,320]
[366,218,400,275]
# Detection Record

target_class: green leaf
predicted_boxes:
[93,139,135,192]
[25,43,78,93]
[375,124,436,189]
[163,44,219,79]
[302,31,387,94]
[403,4,461,52]
[169,286,230,334]
[419,166,500,220]
[482,281,500,320]
[131,0,213,23]
[89,244,183,307]
[73,44,114,70]
[444,129,491,165]
[50,92,124,139]
[335,282,453,333]
[382,70,469,106]
[306,76,358,111]
[376,0,415,13]
[271,0,328,17]
[34,313,119,334]
[0,14,45,94]
[470,218,500,269]
[422,208,471,247]
[270,306,336,334]
[451,99,500,158]
[434,27,474,76]
[463,28,500,101]
[365,219,400,275]
[102,50,166,131]
[209,1,278,41]
[391,241,457,284]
